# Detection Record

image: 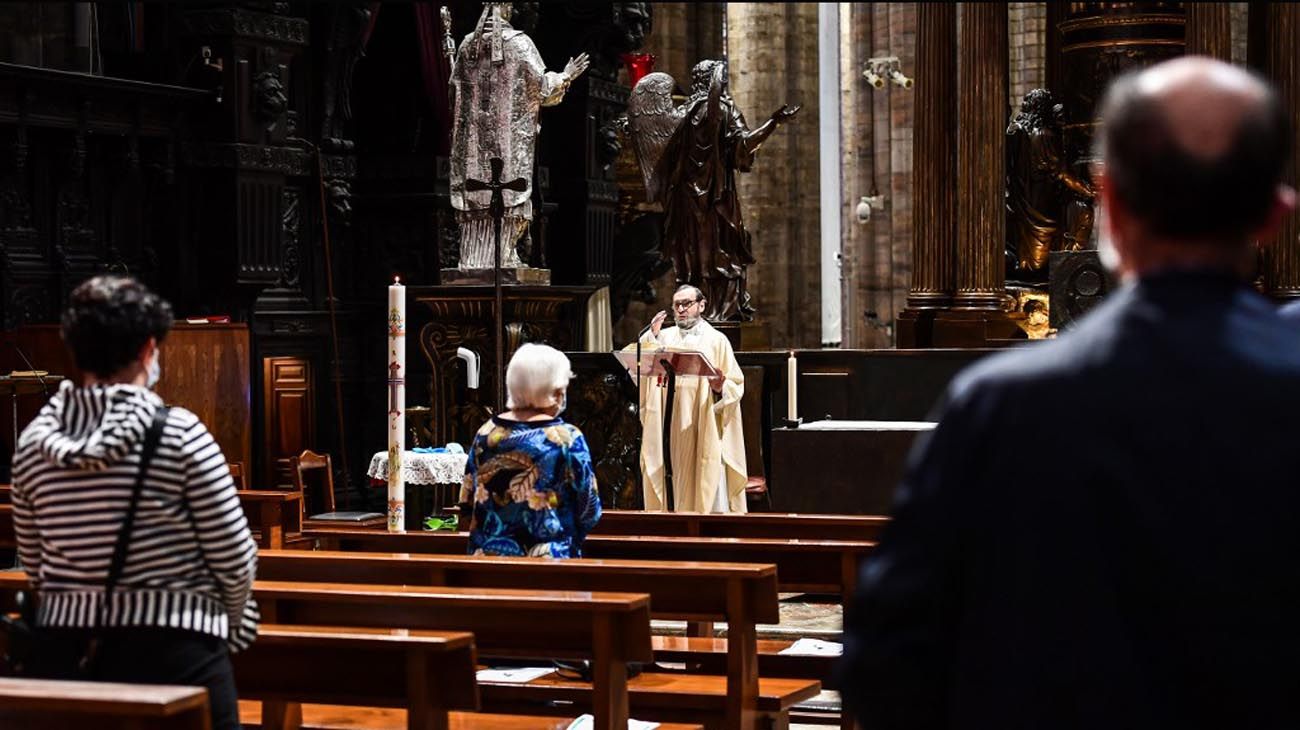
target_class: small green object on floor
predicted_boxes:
[423,514,459,532]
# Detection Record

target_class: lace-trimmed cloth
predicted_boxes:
[367,450,468,485]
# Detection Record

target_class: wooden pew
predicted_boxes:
[255,549,817,729]
[255,580,650,730]
[255,580,813,730]
[236,625,479,730]
[0,573,653,730]
[238,703,704,730]
[237,489,304,549]
[307,528,875,608]
[0,486,306,550]
[0,677,211,730]
[592,509,890,542]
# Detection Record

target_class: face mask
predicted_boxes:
[146,354,161,389]
[555,392,567,416]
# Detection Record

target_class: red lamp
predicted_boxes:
[621,53,656,87]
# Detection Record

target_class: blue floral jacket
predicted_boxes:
[460,416,602,557]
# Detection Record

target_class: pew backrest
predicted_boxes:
[256,549,780,624]
[306,528,875,605]
[235,624,479,728]
[593,510,890,542]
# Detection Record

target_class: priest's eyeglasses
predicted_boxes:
[672,299,701,311]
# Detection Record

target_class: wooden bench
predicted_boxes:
[0,573,653,730]
[592,509,890,542]
[255,580,652,730]
[236,625,479,730]
[238,489,304,549]
[256,549,820,729]
[0,677,211,729]
[256,580,812,730]
[237,703,704,730]
[307,528,875,609]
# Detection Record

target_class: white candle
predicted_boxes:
[787,350,797,422]
[386,277,407,533]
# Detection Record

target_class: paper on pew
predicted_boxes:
[475,667,554,683]
[566,715,659,730]
[778,638,844,656]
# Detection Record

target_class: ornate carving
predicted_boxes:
[564,367,641,508]
[186,142,326,175]
[280,187,302,287]
[253,55,289,128]
[8,285,52,328]
[609,212,671,323]
[325,178,353,227]
[183,8,309,46]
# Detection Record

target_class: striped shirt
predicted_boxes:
[11,380,259,650]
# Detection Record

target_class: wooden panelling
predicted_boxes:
[262,356,314,488]
[0,324,251,481]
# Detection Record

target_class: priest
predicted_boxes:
[628,285,747,513]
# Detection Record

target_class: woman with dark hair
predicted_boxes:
[10,275,257,730]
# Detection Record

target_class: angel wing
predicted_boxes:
[627,72,686,203]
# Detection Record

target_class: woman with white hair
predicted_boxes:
[459,343,601,557]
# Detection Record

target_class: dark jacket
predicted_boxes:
[838,271,1300,729]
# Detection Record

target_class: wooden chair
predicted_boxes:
[227,462,246,490]
[290,450,335,518]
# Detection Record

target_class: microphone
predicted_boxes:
[10,344,49,397]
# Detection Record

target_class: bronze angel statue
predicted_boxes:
[627,60,799,321]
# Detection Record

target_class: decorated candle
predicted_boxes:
[787,350,797,422]
[386,278,406,532]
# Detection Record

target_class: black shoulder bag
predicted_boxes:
[0,406,168,677]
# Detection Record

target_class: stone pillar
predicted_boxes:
[728,2,820,348]
[1187,3,1233,61]
[896,3,956,347]
[953,2,1007,310]
[1262,4,1300,301]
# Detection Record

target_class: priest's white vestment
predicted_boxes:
[628,320,747,513]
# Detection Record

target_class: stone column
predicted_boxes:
[906,2,957,311]
[728,2,820,348]
[953,2,1008,310]
[1186,3,1233,61]
[1262,4,1300,301]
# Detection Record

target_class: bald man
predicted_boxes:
[838,58,1300,728]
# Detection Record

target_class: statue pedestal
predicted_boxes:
[439,267,552,286]
[1048,250,1113,330]
[711,320,772,352]
[406,284,598,447]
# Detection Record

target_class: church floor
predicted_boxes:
[653,594,845,723]
[650,593,844,638]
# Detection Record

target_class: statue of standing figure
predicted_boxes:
[627,60,799,321]
[446,3,589,273]
[1005,88,1096,284]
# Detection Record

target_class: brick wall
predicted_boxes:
[1009,3,1047,115]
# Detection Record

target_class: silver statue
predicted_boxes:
[448,2,589,271]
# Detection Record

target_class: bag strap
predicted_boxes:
[100,405,169,619]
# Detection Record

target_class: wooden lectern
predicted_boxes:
[614,349,720,511]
